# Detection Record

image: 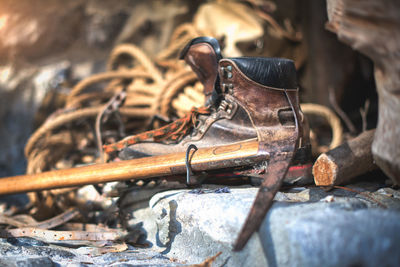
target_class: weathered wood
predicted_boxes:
[326,0,400,184]
[301,0,357,106]
[313,129,377,186]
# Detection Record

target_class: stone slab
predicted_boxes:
[132,185,400,266]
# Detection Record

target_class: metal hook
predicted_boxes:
[185,144,198,185]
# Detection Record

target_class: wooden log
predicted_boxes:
[313,129,377,186]
[326,0,400,184]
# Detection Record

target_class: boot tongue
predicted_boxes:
[180,37,223,106]
[206,77,222,108]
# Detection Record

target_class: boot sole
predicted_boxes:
[201,162,313,186]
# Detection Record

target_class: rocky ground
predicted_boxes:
[1,182,399,266]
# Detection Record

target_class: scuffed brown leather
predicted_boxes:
[119,103,258,159]
[184,43,219,98]
[219,59,306,147]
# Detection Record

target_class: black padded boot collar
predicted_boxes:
[229,57,297,89]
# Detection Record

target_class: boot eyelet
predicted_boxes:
[219,101,228,111]
[222,83,228,92]
[221,66,233,79]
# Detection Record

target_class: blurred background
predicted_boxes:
[0,0,378,177]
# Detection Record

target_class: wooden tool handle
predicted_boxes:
[0,141,266,195]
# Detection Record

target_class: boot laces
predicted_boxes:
[104,106,211,154]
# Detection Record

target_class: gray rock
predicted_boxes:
[136,185,400,267]
[0,238,185,266]
[0,256,55,267]
[147,187,268,266]
[0,240,76,262]
[2,186,399,267]
[94,248,185,266]
[5,237,49,247]
[260,202,400,267]
[0,65,37,178]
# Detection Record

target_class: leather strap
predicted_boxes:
[233,89,299,251]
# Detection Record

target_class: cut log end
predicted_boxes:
[313,153,338,186]
[313,130,377,187]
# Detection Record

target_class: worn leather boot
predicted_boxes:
[104,37,312,184]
